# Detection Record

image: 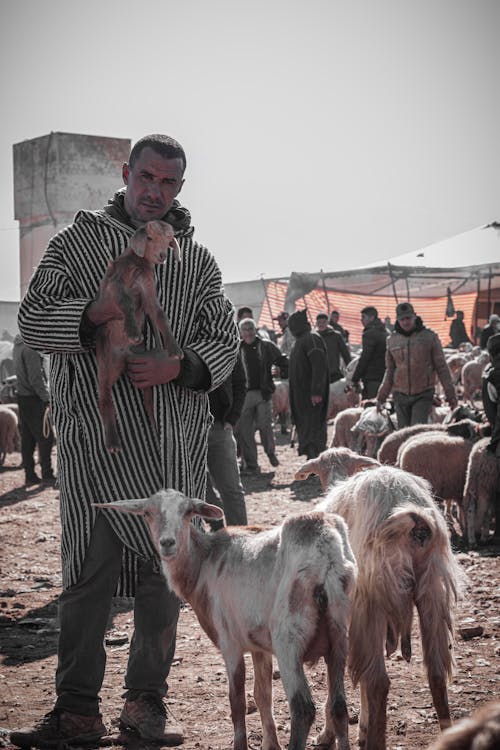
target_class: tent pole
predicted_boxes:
[260,275,274,326]
[487,266,492,318]
[320,269,330,313]
[387,262,399,304]
[475,274,480,344]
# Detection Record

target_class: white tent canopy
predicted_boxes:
[318,221,500,299]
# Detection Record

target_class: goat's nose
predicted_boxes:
[160,536,176,555]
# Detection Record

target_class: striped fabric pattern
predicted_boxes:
[18,208,239,595]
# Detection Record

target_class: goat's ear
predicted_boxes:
[350,456,379,474]
[191,499,224,520]
[170,236,181,263]
[92,499,149,515]
[294,458,320,480]
[129,227,148,257]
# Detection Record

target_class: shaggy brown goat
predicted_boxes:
[295,448,463,750]
[96,220,182,452]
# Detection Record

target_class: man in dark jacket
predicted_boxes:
[206,352,247,525]
[376,302,457,427]
[449,310,472,349]
[288,309,329,459]
[482,333,500,457]
[352,306,387,399]
[480,314,500,350]
[12,334,55,485]
[315,313,351,383]
[235,318,288,472]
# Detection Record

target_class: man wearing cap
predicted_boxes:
[376,302,457,427]
[315,313,351,383]
[273,312,295,356]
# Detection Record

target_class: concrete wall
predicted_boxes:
[13,132,130,298]
[0,301,19,339]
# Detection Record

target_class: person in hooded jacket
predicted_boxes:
[376,302,457,427]
[288,309,329,459]
[12,134,238,749]
[351,306,387,399]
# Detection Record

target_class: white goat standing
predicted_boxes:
[96,489,357,750]
[295,448,463,750]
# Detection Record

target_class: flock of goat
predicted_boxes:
[98,342,499,750]
[1,330,499,748]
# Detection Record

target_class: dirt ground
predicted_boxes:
[0,427,499,750]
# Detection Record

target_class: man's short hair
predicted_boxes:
[239,317,256,332]
[129,134,187,173]
[316,313,328,321]
[361,306,378,318]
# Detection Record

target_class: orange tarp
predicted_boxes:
[258,281,477,347]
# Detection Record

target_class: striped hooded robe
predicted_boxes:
[18,191,239,595]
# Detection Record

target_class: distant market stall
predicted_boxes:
[248,221,500,346]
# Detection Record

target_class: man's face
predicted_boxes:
[316,317,328,332]
[241,326,257,344]
[123,147,185,227]
[331,313,339,324]
[361,313,374,328]
[398,314,416,333]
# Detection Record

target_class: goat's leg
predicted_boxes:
[222,649,248,750]
[273,643,315,750]
[364,662,390,750]
[416,598,452,731]
[323,633,350,750]
[148,303,183,358]
[251,651,281,750]
[142,387,156,430]
[358,679,369,749]
[465,492,477,548]
[96,345,123,453]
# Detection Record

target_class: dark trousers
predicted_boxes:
[17,394,54,478]
[362,379,382,400]
[393,388,434,428]
[55,513,179,716]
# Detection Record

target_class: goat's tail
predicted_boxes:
[348,504,462,687]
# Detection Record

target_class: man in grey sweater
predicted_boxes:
[12,334,55,485]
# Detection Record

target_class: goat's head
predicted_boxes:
[93,489,223,558]
[295,447,380,491]
[129,221,181,264]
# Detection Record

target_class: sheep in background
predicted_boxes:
[96,489,356,750]
[426,700,500,750]
[461,352,489,405]
[327,379,360,421]
[330,406,363,449]
[462,437,500,548]
[295,445,379,491]
[0,405,20,465]
[350,406,395,458]
[295,448,463,750]
[397,431,478,528]
[377,418,479,466]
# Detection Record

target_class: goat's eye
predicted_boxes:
[146,235,153,241]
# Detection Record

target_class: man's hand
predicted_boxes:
[311,395,323,406]
[375,400,383,412]
[126,349,181,388]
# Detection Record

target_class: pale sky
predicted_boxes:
[1,0,499,301]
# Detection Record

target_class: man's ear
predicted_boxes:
[122,163,130,185]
